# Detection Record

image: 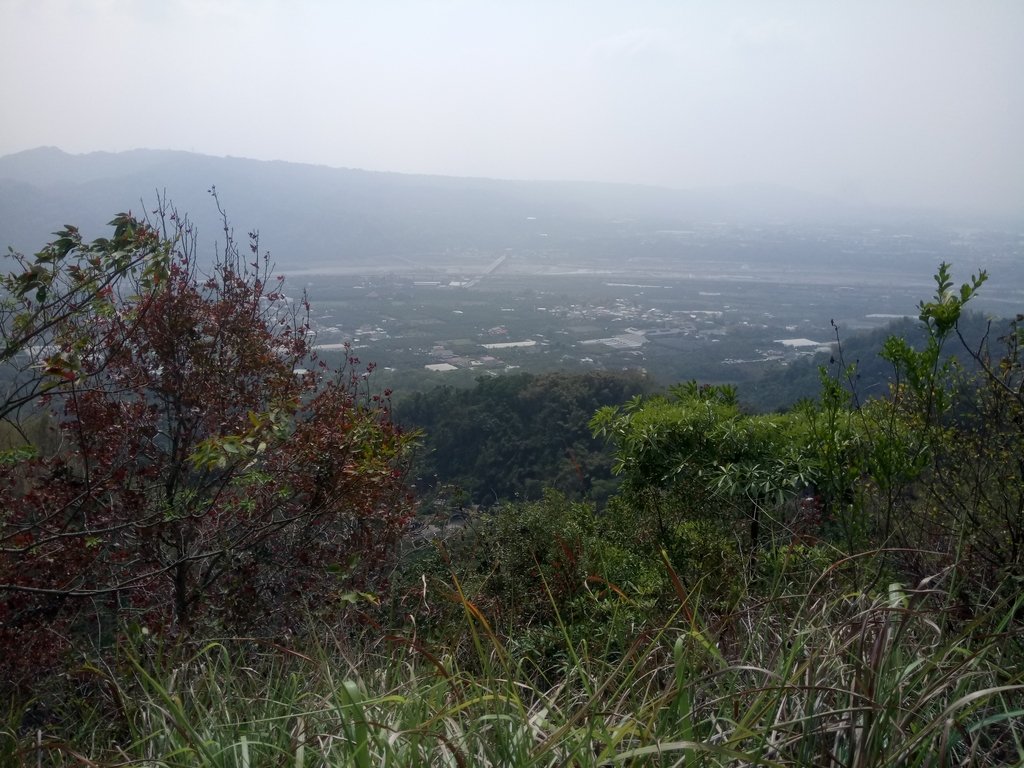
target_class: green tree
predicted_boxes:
[873,265,1024,599]
[399,371,652,506]
[591,382,819,559]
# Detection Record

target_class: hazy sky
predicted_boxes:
[1,1,1022,216]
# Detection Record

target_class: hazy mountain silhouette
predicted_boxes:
[0,147,932,270]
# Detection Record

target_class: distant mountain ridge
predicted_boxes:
[0,147,956,271]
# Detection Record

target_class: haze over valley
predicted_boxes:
[3,1,1021,399]
[1,145,1021,407]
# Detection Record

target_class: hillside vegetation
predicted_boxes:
[1,212,1022,766]
[397,370,654,506]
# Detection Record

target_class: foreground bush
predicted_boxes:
[0,203,415,694]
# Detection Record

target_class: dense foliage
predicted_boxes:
[397,370,653,506]
[0,205,414,693]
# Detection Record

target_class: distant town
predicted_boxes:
[297,221,1022,393]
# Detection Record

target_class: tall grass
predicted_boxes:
[4,554,1022,766]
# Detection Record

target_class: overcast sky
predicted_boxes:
[1,1,1021,216]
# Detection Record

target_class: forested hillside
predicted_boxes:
[1,212,1022,765]
[397,371,653,506]
[395,315,996,509]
